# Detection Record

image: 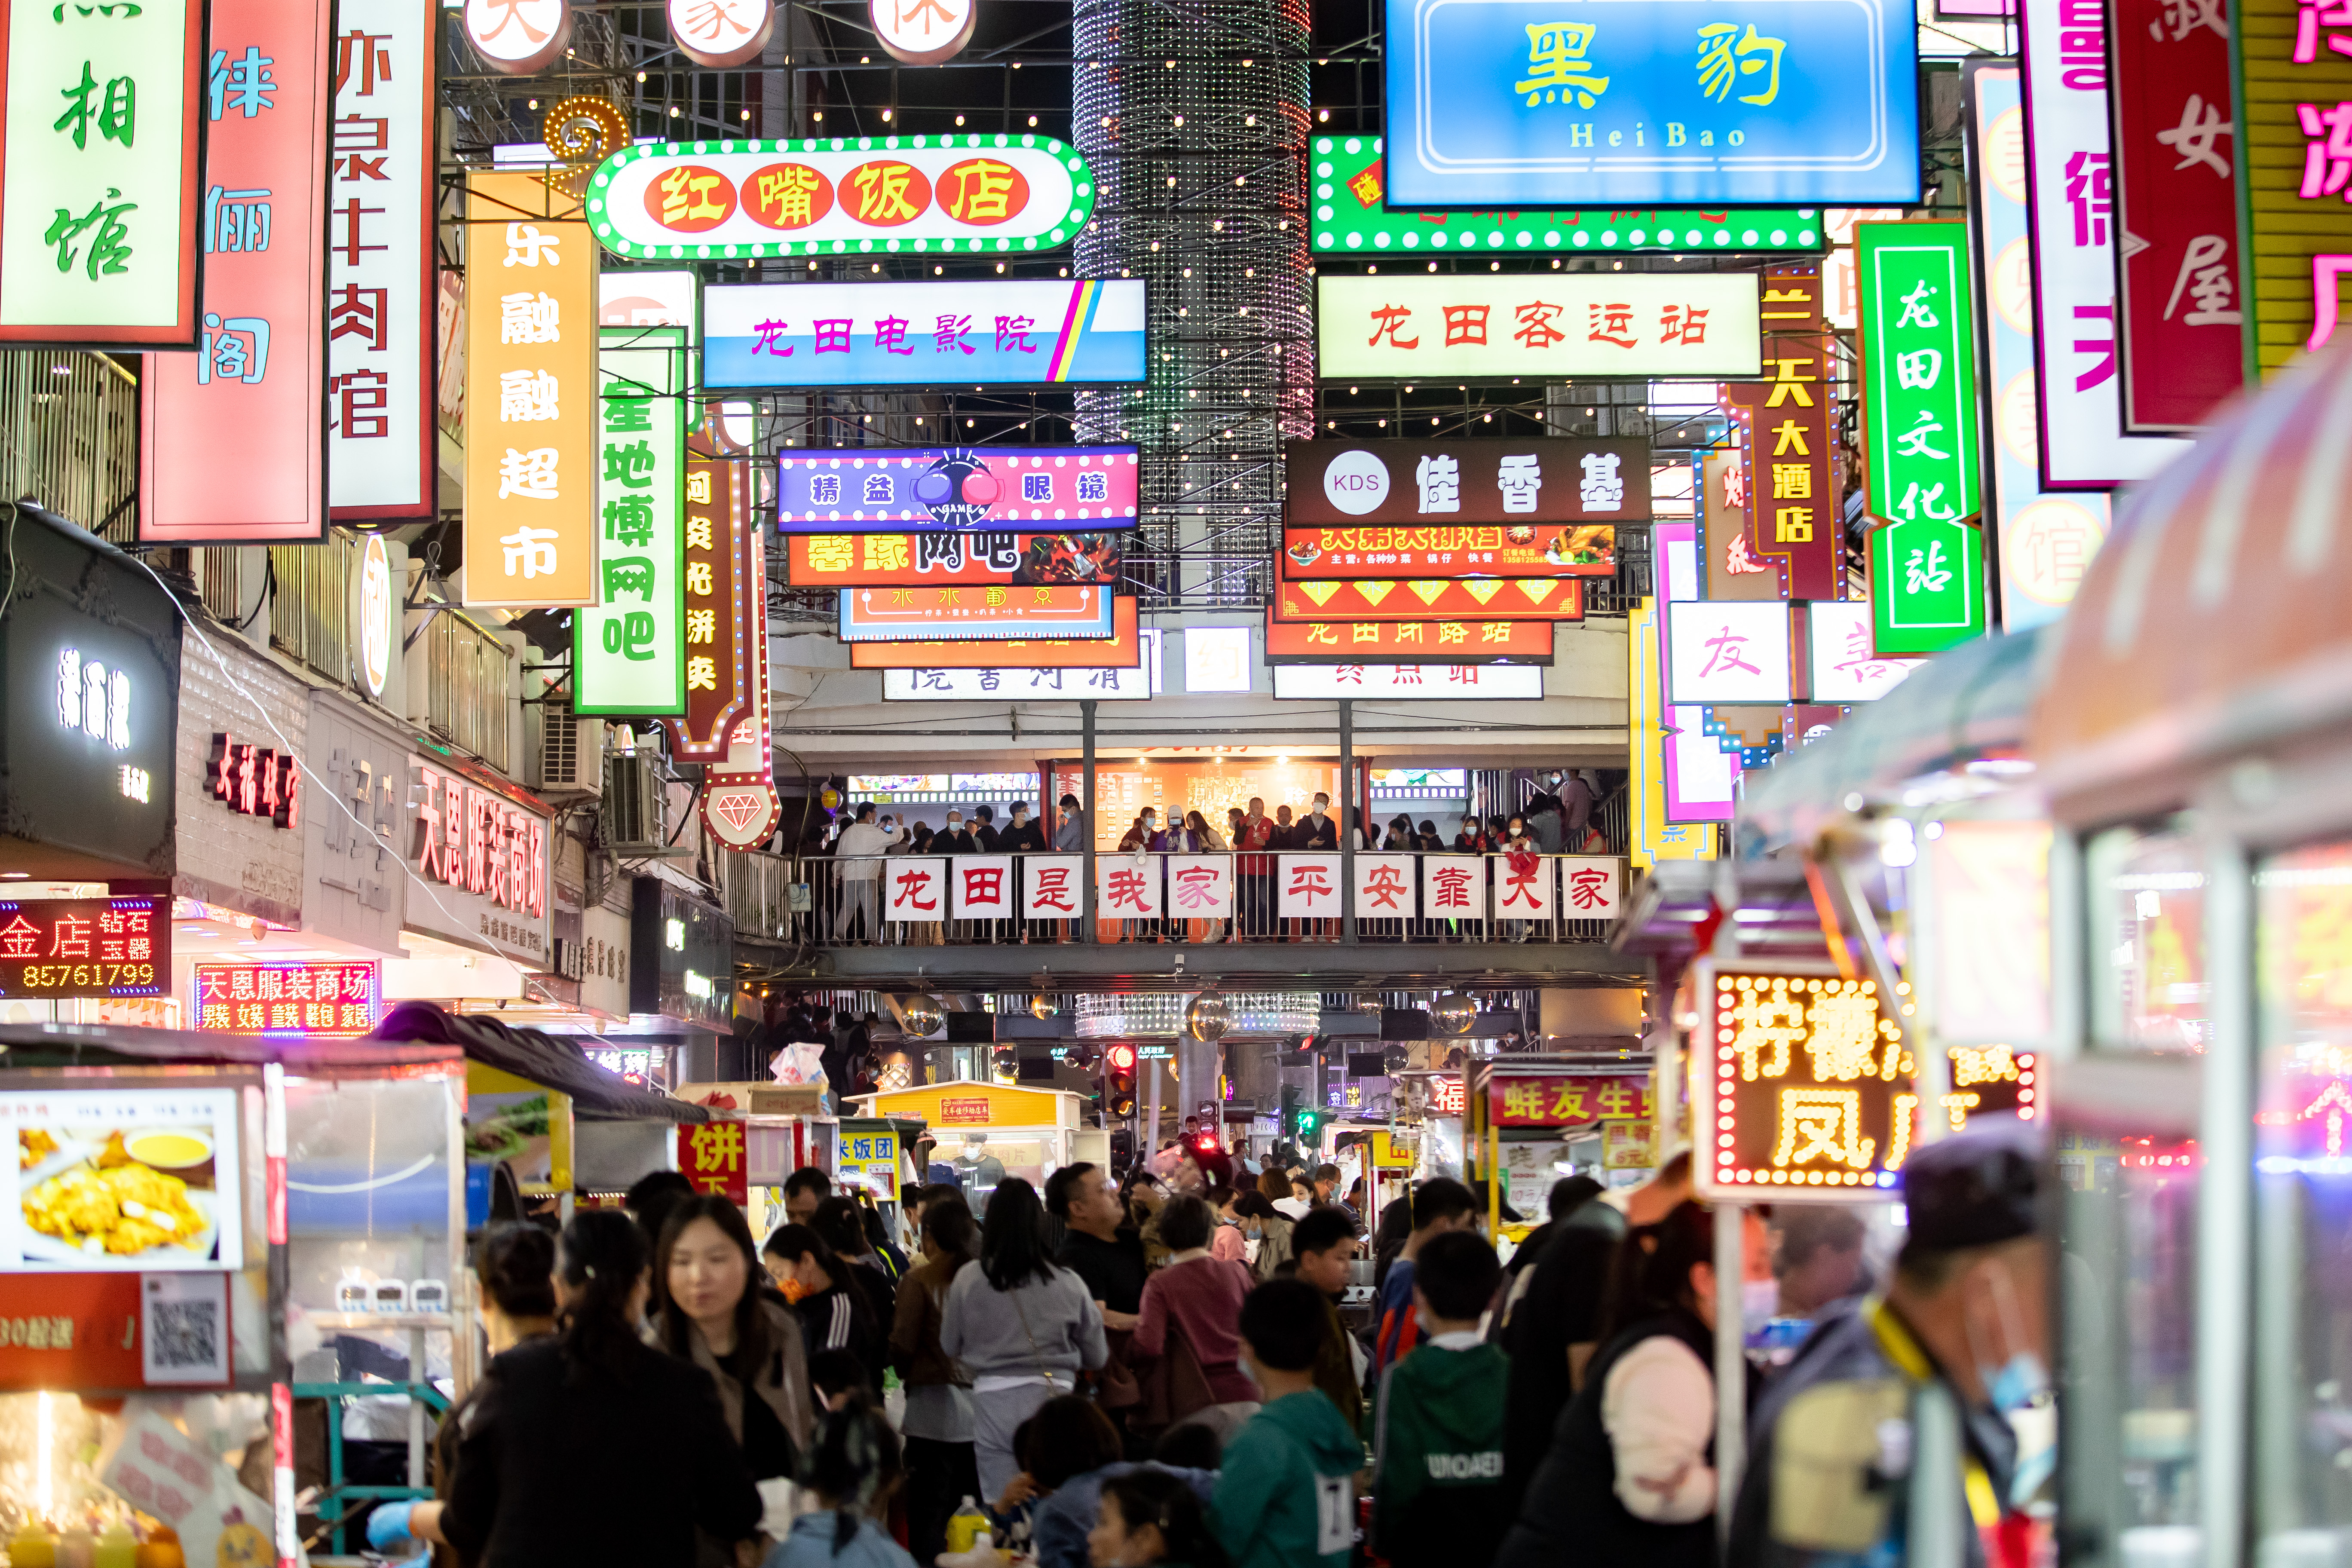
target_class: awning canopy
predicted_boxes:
[1736,626,2052,855]
[371,1001,710,1124]
[0,1020,460,1073]
[2031,340,2352,817]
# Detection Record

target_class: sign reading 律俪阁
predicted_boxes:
[704,279,1145,388]
[1285,438,1645,529]
[1316,274,1762,380]
[1381,0,1923,207]
[778,446,1139,532]
[0,898,170,999]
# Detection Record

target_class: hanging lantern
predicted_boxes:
[463,0,573,75]
[870,0,977,65]
[1430,990,1478,1035]
[1184,991,1229,1044]
[669,0,774,70]
[899,993,945,1036]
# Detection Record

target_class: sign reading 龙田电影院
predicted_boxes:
[704,278,1144,388]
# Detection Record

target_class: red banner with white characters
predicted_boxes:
[694,412,781,847]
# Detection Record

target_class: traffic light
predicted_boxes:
[1105,1044,1139,1119]
[1293,1102,1329,1148]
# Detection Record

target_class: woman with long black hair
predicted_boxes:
[441,1210,762,1568]
[937,1176,1107,1500]
[763,1221,889,1400]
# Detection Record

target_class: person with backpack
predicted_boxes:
[1372,1231,1511,1567]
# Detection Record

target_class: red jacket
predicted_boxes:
[1131,1254,1259,1406]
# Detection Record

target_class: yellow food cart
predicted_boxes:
[847,1083,1086,1206]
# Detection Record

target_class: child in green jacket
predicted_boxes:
[1372,1231,1511,1566]
[1213,1278,1367,1568]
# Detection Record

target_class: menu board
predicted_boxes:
[4,1087,245,1271]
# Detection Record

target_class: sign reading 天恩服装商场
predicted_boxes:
[1381,0,1922,208]
[1316,273,1761,381]
[1311,137,1825,254]
[577,327,689,716]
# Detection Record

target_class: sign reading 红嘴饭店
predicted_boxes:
[841,585,1115,641]
[138,0,334,544]
[463,172,598,608]
[1274,579,1583,622]
[0,898,170,999]
[778,445,1139,531]
[1867,514,1986,655]
[586,136,1094,260]
[1857,223,1981,530]
[1691,964,1917,1200]
[577,327,689,717]
[327,0,437,520]
[851,598,1141,669]
[2016,0,2193,486]
[1280,523,1615,581]
[870,0,973,64]
[404,755,551,965]
[1381,0,1921,207]
[705,279,1144,387]
[787,531,1125,587]
[1317,273,1761,380]
[0,0,205,346]
[193,961,377,1034]
[2104,0,2244,428]
[1719,264,1839,600]
[1263,611,1556,665]
[1311,137,1825,255]
[1284,438,1645,529]
[2230,0,2352,367]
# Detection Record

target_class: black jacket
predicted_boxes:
[441,1335,761,1568]
[998,819,1048,853]
[1500,1216,1620,1513]
[935,827,979,855]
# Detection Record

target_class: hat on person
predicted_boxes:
[1900,1120,2040,1252]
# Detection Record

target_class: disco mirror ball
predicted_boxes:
[1430,991,1479,1035]
[1185,991,1230,1043]
[899,993,945,1036]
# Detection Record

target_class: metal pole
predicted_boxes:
[1714,1200,1747,1541]
[1082,699,1098,943]
[1145,1057,1162,1159]
[1339,699,1356,943]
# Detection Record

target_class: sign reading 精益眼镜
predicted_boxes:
[1317,273,1761,380]
[463,171,599,607]
[778,446,1139,531]
[1311,137,1825,254]
[1381,0,1922,208]
[787,531,1125,587]
[1283,438,1645,529]
[0,0,205,346]
[2231,0,2352,367]
[577,327,689,716]
[587,136,1093,260]
[705,279,1144,387]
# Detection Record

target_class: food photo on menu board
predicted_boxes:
[5,1088,245,1270]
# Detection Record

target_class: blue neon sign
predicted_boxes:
[1383,0,1922,207]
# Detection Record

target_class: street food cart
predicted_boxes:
[847,1083,1084,1208]
[1464,1057,1659,1230]
[0,1020,466,1567]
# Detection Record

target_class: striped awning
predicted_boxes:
[2030,341,2352,815]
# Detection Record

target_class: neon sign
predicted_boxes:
[193,962,379,1035]
[57,649,130,750]
[1696,965,1913,1198]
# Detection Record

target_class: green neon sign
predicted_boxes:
[577,326,689,715]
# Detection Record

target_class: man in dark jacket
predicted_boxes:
[1373,1231,1510,1567]
[997,801,1047,942]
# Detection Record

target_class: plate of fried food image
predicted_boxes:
[20,1127,219,1265]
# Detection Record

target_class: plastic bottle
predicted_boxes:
[92,1525,138,1568]
[9,1525,58,1568]
[944,1496,988,1555]
[55,1528,95,1568]
[132,1524,184,1568]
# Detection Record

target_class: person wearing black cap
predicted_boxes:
[1727,1122,2049,1568]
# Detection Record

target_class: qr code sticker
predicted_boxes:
[142,1275,230,1385]
[152,1298,218,1369]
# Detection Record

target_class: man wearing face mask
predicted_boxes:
[1728,1122,2049,1568]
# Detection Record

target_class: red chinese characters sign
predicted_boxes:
[1263,612,1554,664]
[1720,266,1839,600]
[1281,523,1617,581]
[1491,1074,1653,1127]
[1317,273,1763,379]
[193,962,377,1035]
[407,760,549,919]
[938,1096,993,1125]
[2107,0,2245,427]
[787,530,1125,587]
[0,1275,145,1390]
[1276,577,1584,622]
[0,897,168,999]
[680,1118,748,1204]
[207,733,301,830]
[2239,0,2352,365]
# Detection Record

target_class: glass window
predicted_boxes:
[2252,839,2352,1559]
[2088,824,2209,1053]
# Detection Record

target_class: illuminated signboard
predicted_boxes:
[1262,611,1554,665]
[787,530,1125,587]
[1275,579,1583,622]
[1662,599,1794,705]
[1281,524,1617,581]
[1271,664,1545,699]
[585,135,1096,260]
[778,445,1139,532]
[705,279,1145,387]
[405,758,551,970]
[576,326,689,716]
[1317,273,1762,380]
[872,0,972,63]
[632,877,731,1029]
[1311,136,1824,255]
[880,630,1166,700]
[1381,0,1922,207]
[849,595,1141,668]
[839,584,1118,641]
[1490,1073,1652,1126]
[206,733,301,829]
[193,962,378,1034]
[1719,263,1839,599]
[2232,0,2352,367]
[3,1085,246,1271]
[1286,438,1644,529]
[1693,965,1916,1199]
[0,897,170,999]
[668,426,759,761]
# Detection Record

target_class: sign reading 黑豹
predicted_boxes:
[1311,137,1824,255]
[705,279,1144,388]
[778,445,1139,532]
[0,897,169,999]
[0,0,204,346]
[578,326,688,716]
[1317,273,1761,380]
[138,0,334,544]
[1693,965,1917,1200]
[193,961,377,1034]
[787,531,1125,587]
[1857,223,1981,527]
[586,135,1094,260]
[1381,0,1922,208]
[2233,0,2352,365]
[328,0,439,520]
[1284,437,1645,530]
[463,171,598,608]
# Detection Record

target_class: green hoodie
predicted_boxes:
[1372,1339,1511,1564]
[1212,1390,1365,1568]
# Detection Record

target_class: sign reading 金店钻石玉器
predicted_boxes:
[704,279,1144,388]
[1382,0,1923,207]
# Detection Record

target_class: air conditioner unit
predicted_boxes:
[527,695,603,797]
[603,749,669,853]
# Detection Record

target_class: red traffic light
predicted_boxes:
[1106,1044,1137,1071]
[1194,1132,1219,1152]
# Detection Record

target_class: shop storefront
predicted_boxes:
[382,743,554,1005]
[848,1082,1087,1204]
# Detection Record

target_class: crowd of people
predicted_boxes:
[814,771,1611,946]
[361,1120,2044,1568]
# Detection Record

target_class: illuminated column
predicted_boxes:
[1070,0,1313,606]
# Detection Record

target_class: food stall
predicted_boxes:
[678,1081,830,1239]
[846,1083,1085,1208]
[0,1020,466,1568]
[1463,1057,1659,1234]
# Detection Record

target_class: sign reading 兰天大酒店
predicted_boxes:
[1381,0,1922,207]
[704,279,1144,387]
[1316,273,1761,380]
[586,135,1095,260]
